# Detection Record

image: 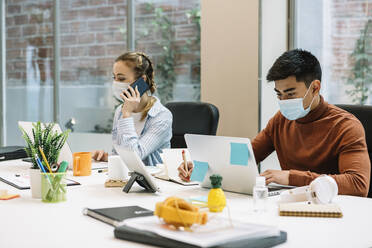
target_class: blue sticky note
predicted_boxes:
[190,160,209,182]
[230,142,249,166]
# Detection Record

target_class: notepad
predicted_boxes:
[279,203,343,218]
[123,215,280,248]
[190,160,209,182]
[83,205,153,227]
[0,173,80,190]
[230,142,250,166]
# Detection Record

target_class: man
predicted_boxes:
[179,49,370,197]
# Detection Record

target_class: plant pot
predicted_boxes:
[29,168,41,198]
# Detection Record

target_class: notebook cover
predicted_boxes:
[85,206,153,226]
[114,225,287,248]
[279,203,343,218]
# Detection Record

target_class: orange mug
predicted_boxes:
[73,152,92,176]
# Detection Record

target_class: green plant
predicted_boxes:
[346,19,372,105]
[137,3,201,103]
[19,122,70,169]
[145,3,177,102]
[186,7,201,101]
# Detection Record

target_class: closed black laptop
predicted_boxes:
[0,146,27,161]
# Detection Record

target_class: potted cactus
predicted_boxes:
[19,122,69,198]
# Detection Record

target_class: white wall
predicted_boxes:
[201,0,259,139]
[260,0,288,171]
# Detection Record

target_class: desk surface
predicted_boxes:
[1,159,371,248]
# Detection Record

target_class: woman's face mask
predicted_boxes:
[112,81,131,101]
[277,84,316,120]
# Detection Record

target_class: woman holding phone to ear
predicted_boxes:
[92,52,173,166]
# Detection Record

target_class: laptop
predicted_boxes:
[18,121,107,170]
[185,134,292,195]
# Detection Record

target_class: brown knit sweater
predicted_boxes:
[252,96,370,197]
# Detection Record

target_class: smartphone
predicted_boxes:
[129,77,150,97]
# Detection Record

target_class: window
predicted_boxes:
[1,0,200,146]
[59,0,127,134]
[6,0,55,145]
[293,0,372,105]
[135,0,200,103]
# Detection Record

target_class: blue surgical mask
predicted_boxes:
[278,85,316,121]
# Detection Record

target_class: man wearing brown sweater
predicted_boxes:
[178,49,370,197]
[257,49,370,197]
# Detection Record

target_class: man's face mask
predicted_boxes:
[112,81,131,101]
[277,83,316,121]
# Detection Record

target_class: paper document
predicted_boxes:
[123,215,280,248]
[92,161,108,170]
[0,172,80,190]
[157,149,199,186]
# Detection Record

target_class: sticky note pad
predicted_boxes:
[230,142,249,166]
[190,161,209,182]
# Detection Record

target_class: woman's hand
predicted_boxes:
[178,162,194,182]
[91,150,108,162]
[121,86,141,118]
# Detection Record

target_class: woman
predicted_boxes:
[92,52,172,166]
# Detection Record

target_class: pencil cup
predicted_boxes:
[41,172,67,203]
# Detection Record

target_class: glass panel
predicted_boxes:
[294,0,372,105]
[6,0,54,145]
[135,0,200,103]
[59,0,127,134]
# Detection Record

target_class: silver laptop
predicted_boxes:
[185,134,290,195]
[18,121,107,170]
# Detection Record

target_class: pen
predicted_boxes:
[182,150,188,174]
[39,146,53,173]
[35,153,54,186]
[35,154,47,173]
[57,161,69,173]
[98,169,108,173]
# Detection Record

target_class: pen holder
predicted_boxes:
[41,172,67,203]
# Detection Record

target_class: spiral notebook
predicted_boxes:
[279,203,343,218]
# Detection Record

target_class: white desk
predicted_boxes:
[0,159,372,248]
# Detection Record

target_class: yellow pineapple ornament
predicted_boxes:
[207,174,226,212]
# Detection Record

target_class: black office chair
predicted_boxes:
[336,104,372,198]
[165,102,219,148]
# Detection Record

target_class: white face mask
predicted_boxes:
[112,81,131,101]
[277,84,316,121]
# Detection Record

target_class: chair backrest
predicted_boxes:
[336,104,372,197]
[165,102,219,148]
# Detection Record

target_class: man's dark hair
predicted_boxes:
[266,49,322,87]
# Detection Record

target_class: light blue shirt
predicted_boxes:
[112,97,173,166]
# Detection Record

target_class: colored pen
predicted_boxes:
[39,146,53,173]
[182,150,188,174]
[57,161,69,173]
[35,154,47,173]
[98,169,108,173]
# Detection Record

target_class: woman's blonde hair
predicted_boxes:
[115,52,157,121]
